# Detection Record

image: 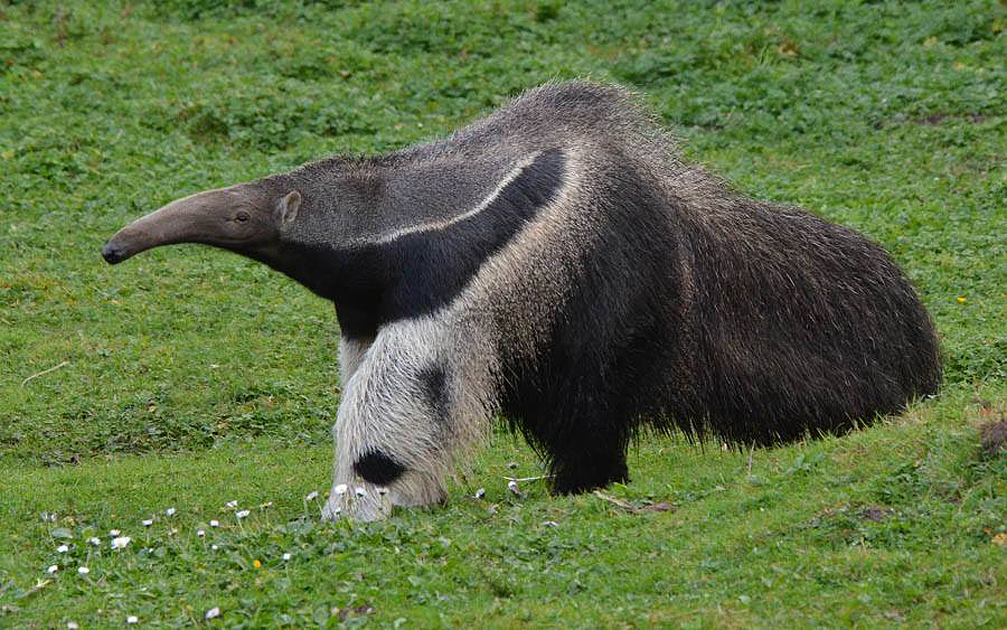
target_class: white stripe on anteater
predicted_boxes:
[368,152,540,245]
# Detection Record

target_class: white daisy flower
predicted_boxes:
[111,536,131,550]
[282,552,291,561]
[126,615,138,624]
[165,507,176,517]
[197,529,205,537]
[77,566,89,575]
[67,622,79,629]
[47,565,58,574]
[235,510,250,519]
[89,537,101,546]
[109,529,121,536]
[211,544,219,551]
[142,519,153,527]
[305,491,319,502]
[210,519,219,527]
[57,544,69,553]
[225,500,238,508]
[205,607,220,620]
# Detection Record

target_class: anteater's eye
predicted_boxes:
[235,211,250,223]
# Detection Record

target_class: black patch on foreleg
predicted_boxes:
[353,450,406,486]
[419,363,449,421]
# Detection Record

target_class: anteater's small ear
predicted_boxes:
[278,190,301,225]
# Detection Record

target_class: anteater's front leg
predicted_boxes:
[321,318,496,521]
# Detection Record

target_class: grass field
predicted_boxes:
[1,0,1005,626]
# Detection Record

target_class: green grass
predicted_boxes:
[1,0,1004,626]
[2,389,1004,626]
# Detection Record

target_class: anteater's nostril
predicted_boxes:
[101,242,123,264]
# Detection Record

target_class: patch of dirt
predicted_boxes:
[979,418,1007,457]
[874,113,988,129]
[914,113,988,126]
[334,605,374,622]
[919,113,949,125]
[859,506,890,522]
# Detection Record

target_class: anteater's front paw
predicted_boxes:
[320,481,393,522]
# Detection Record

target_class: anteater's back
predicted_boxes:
[440,82,941,449]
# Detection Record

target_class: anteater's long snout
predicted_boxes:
[100,189,234,266]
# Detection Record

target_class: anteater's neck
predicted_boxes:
[260,148,567,340]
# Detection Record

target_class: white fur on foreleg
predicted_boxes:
[322,318,497,522]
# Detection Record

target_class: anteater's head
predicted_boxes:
[101,184,301,265]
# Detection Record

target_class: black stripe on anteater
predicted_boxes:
[353,450,406,486]
[319,149,566,338]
